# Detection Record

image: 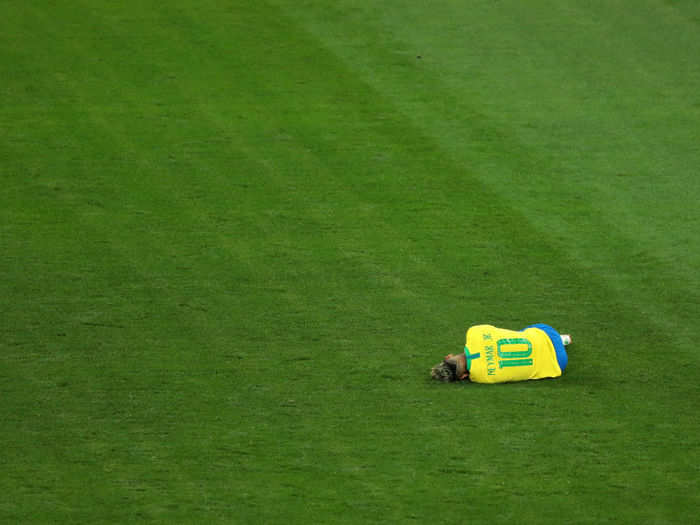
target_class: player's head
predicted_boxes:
[430,354,468,382]
[431,359,457,382]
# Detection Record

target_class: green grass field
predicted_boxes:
[2,1,699,522]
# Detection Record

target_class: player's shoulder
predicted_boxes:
[468,323,497,331]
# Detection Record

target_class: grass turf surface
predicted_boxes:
[2,0,699,522]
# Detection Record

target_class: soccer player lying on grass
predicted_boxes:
[431,323,572,384]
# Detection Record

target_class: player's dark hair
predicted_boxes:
[430,359,457,382]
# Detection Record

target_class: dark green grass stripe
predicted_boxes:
[0,6,262,518]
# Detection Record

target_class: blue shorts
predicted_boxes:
[525,323,568,373]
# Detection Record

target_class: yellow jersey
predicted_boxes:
[465,324,563,384]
